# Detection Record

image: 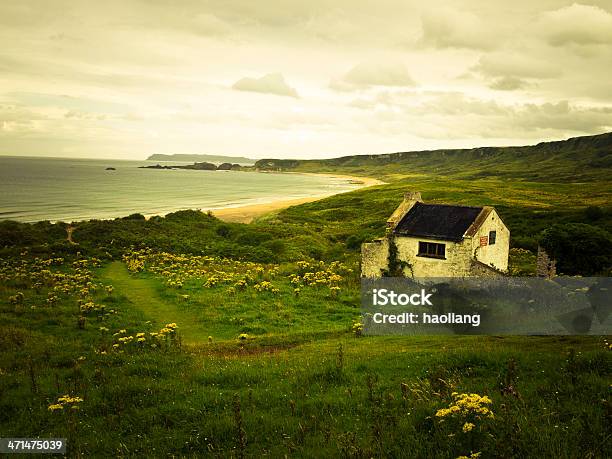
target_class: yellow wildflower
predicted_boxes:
[462,422,475,433]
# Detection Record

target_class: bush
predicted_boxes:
[235,231,272,246]
[262,239,286,255]
[345,234,364,251]
[584,206,604,221]
[123,213,146,220]
[510,235,538,252]
[216,224,232,238]
[540,223,612,275]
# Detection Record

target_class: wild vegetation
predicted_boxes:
[1,132,611,456]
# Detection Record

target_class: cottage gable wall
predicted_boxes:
[470,209,509,272]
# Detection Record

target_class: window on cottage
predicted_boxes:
[489,230,497,245]
[418,241,446,259]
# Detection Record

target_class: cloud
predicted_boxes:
[231,73,298,98]
[473,52,560,79]
[488,76,528,91]
[0,104,47,123]
[64,110,107,120]
[536,3,612,46]
[331,62,416,91]
[418,8,497,50]
[190,13,234,37]
[511,100,612,134]
[347,90,612,140]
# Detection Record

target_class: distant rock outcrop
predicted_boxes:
[139,162,219,171]
[139,164,174,170]
[147,153,254,165]
[181,162,217,170]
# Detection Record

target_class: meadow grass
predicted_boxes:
[0,250,610,457]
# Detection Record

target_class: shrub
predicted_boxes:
[584,205,604,221]
[123,213,146,220]
[216,224,232,238]
[540,223,612,275]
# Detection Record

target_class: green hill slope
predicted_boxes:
[255,132,612,181]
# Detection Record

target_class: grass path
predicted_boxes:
[99,261,205,344]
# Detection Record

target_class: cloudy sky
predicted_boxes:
[1,0,611,159]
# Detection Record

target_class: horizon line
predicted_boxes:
[0,130,608,162]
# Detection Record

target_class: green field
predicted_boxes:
[1,133,611,457]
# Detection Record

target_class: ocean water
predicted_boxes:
[0,156,359,223]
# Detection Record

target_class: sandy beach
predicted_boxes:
[212,174,384,223]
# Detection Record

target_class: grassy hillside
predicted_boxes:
[1,132,611,456]
[255,132,612,182]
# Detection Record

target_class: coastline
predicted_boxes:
[1,160,384,224]
[211,173,384,223]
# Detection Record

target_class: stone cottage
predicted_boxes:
[361,192,509,277]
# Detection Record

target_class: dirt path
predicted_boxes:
[100,261,204,344]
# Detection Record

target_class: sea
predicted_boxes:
[0,156,360,223]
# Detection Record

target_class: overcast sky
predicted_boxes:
[1,0,612,159]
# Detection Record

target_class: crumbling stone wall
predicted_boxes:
[469,259,506,277]
[361,238,389,277]
[536,246,556,278]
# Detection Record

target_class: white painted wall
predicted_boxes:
[470,209,509,272]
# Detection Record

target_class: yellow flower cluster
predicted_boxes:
[121,249,358,300]
[234,279,248,290]
[159,323,178,335]
[1,256,108,317]
[436,393,494,419]
[457,453,481,459]
[112,323,178,350]
[79,300,105,313]
[509,248,532,255]
[351,320,364,337]
[253,281,279,294]
[124,257,145,272]
[8,292,24,304]
[122,248,280,293]
[48,394,84,411]
[462,422,475,432]
[289,260,353,295]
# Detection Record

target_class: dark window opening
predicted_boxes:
[489,230,497,245]
[418,241,446,259]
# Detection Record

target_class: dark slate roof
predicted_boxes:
[394,202,484,242]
